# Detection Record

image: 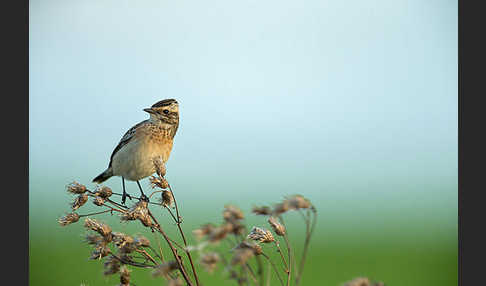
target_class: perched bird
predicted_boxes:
[93,99,179,204]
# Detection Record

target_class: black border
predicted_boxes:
[4,0,29,284]
[6,0,481,284]
[459,1,484,285]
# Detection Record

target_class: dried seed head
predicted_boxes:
[90,240,110,260]
[193,223,216,240]
[95,186,113,198]
[72,194,89,210]
[208,225,230,243]
[168,277,183,286]
[152,261,179,277]
[252,243,263,255]
[342,277,384,286]
[58,212,80,226]
[119,266,131,286]
[161,190,173,207]
[153,157,167,177]
[231,247,255,266]
[93,196,105,206]
[66,181,87,194]
[121,201,153,227]
[224,221,246,236]
[223,205,244,222]
[135,236,150,247]
[149,176,169,189]
[233,241,263,255]
[103,256,120,276]
[252,206,272,216]
[119,254,135,264]
[268,216,286,236]
[84,218,112,240]
[85,234,103,245]
[200,252,220,273]
[247,227,275,243]
[287,195,312,210]
[273,201,290,215]
[112,232,136,253]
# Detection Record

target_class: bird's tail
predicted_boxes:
[92,168,113,184]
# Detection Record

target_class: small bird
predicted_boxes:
[93,99,179,204]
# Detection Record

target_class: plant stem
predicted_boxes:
[147,208,194,286]
[167,181,201,286]
[266,259,271,286]
[274,241,288,273]
[261,253,284,286]
[256,254,264,286]
[295,208,317,286]
[78,209,116,217]
[244,263,259,285]
[278,215,292,286]
[109,252,156,269]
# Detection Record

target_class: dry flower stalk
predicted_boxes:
[121,201,153,227]
[72,194,89,210]
[119,266,131,286]
[58,212,80,226]
[252,206,272,216]
[161,190,174,207]
[95,186,113,198]
[342,277,385,286]
[199,252,220,273]
[66,181,87,194]
[268,216,286,236]
[84,218,112,240]
[188,195,320,286]
[247,227,275,243]
[59,172,324,286]
[152,261,179,277]
[168,277,184,286]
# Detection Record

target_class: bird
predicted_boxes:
[92,99,179,204]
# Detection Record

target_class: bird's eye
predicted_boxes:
[163,110,169,114]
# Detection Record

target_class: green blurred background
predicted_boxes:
[29,0,457,285]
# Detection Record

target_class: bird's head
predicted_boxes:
[144,99,179,126]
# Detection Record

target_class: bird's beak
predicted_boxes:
[143,108,156,114]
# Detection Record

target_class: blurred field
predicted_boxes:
[29,201,457,286]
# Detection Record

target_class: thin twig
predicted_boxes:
[295,207,317,286]
[274,241,289,273]
[78,209,116,217]
[167,181,201,286]
[266,259,271,286]
[261,253,284,286]
[147,208,194,286]
[147,245,163,262]
[136,248,158,265]
[244,263,259,285]
[278,215,292,286]
[256,254,264,286]
[109,252,156,269]
[152,231,165,262]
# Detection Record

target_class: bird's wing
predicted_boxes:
[108,120,148,168]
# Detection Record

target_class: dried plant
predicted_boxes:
[58,163,200,286]
[186,194,320,286]
[58,163,378,285]
[341,277,385,286]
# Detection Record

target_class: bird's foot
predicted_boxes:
[140,193,150,202]
[121,191,133,205]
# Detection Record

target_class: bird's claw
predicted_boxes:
[140,194,150,202]
[121,192,133,205]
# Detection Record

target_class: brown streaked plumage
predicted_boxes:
[92,99,179,203]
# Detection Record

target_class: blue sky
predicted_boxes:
[29,0,457,229]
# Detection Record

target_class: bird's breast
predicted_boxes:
[111,130,174,181]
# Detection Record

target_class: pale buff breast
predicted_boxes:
[111,128,173,181]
